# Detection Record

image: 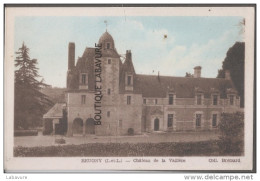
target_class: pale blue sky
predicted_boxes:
[14,16,243,87]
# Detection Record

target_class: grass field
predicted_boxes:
[14,141,221,157]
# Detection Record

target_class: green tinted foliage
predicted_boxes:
[217,42,245,107]
[218,112,244,155]
[14,43,53,130]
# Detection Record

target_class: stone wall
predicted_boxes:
[142,97,241,132]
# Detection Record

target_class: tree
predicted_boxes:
[217,42,245,107]
[14,43,53,130]
[185,72,193,77]
[218,112,244,155]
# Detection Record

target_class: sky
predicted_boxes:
[14,16,244,88]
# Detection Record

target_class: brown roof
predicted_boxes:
[134,74,236,98]
[73,47,237,99]
[98,31,114,45]
[43,103,65,119]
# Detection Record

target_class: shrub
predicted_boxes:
[127,128,134,135]
[43,129,52,135]
[218,112,244,155]
[55,138,66,144]
[14,130,38,137]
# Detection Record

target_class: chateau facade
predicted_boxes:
[43,31,242,136]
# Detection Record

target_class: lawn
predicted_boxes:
[14,141,221,157]
[13,132,243,157]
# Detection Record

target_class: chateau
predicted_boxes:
[43,31,242,136]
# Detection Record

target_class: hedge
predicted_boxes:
[13,140,230,157]
[14,130,38,137]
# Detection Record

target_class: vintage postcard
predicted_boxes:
[4,5,255,172]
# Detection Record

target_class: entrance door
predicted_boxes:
[154,118,159,131]
[72,118,83,135]
[86,118,95,134]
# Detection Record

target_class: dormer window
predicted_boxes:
[81,74,86,85]
[79,73,88,90]
[127,75,132,85]
[125,74,133,91]
[229,95,234,105]
[213,95,218,105]
[106,43,110,49]
[197,94,202,105]
[169,94,174,105]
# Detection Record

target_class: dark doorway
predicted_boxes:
[86,118,95,134]
[55,122,63,135]
[154,118,159,131]
[72,118,83,135]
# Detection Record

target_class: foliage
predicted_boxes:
[217,42,245,107]
[14,141,222,157]
[14,43,53,130]
[55,138,66,144]
[41,87,66,103]
[218,112,244,155]
[14,130,38,137]
[185,72,193,77]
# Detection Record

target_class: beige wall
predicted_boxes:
[66,91,143,136]
[142,96,241,132]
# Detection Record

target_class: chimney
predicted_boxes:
[225,70,231,80]
[126,50,132,61]
[68,42,75,70]
[193,66,202,78]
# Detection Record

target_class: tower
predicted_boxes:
[98,31,120,96]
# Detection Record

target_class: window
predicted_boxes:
[119,120,122,128]
[81,95,86,104]
[108,59,111,64]
[143,99,146,104]
[127,75,132,85]
[107,89,111,95]
[155,99,158,104]
[169,94,174,105]
[167,114,173,128]
[230,95,234,105]
[107,43,110,49]
[212,114,217,128]
[213,95,218,105]
[81,74,86,85]
[196,114,202,127]
[127,96,131,105]
[107,111,110,117]
[197,94,202,105]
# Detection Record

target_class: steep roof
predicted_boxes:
[98,31,114,45]
[122,51,135,74]
[43,103,65,119]
[76,48,96,91]
[134,74,236,98]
